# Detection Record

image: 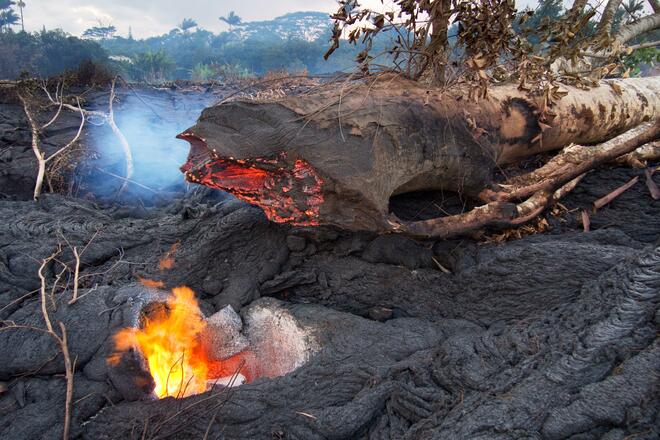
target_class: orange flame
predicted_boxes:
[112,287,209,398]
[137,277,165,288]
[158,242,179,271]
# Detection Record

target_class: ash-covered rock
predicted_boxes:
[0,85,658,440]
[201,305,249,360]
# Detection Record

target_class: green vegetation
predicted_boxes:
[178,18,197,33]
[0,4,655,82]
[82,25,117,40]
[0,0,20,31]
[129,50,176,82]
[99,27,364,80]
[0,29,108,78]
[219,11,241,31]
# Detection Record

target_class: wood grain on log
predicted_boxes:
[178,75,659,234]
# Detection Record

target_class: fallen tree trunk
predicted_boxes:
[178,75,659,235]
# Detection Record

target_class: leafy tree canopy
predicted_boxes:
[82,25,117,40]
[179,18,197,32]
[219,11,242,29]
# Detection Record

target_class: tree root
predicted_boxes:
[398,123,659,238]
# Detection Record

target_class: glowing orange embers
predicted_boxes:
[177,132,324,226]
[112,287,210,398]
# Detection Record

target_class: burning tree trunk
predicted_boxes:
[178,75,658,237]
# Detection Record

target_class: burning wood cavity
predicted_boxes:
[178,132,324,226]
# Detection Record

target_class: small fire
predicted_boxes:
[112,287,210,398]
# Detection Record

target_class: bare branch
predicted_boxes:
[107,78,134,194]
[616,13,660,44]
[595,0,623,38]
[58,322,74,440]
[41,83,64,130]
[68,246,81,305]
[5,245,76,440]
[593,176,640,209]
[46,98,85,163]
[40,80,135,196]
[627,39,660,50]
[38,249,61,334]
[399,123,660,239]
[17,92,46,200]
[486,123,660,202]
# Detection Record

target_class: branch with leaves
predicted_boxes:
[324,0,660,90]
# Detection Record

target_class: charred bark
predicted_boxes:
[178,75,659,236]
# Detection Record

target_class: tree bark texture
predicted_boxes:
[178,76,659,233]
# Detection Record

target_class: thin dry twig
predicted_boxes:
[59,322,75,440]
[644,168,660,200]
[581,209,590,232]
[36,248,75,440]
[41,78,135,197]
[593,176,639,210]
[68,246,81,305]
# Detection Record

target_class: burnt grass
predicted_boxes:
[0,84,659,440]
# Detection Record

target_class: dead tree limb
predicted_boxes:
[68,246,80,305]
[645,167,660,199]
[41,78,135,195]
[627,40,660,50]
[37,249,74,440]
[41,83,64,130]
[595,0,623,39]
[178,75,658,236]
[106,78,133,194]
[17,92,46,201]
[616,13,660,44]
[58,322,74,440]
[18,91,85,200]
[481,123,660,203]
[593,176,639,210]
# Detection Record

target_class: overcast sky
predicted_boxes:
[24,1,542,38]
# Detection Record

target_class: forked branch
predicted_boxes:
[18,91,85,200]
[399,123,660,239]
[37,248,75,440]
[40,78,135,195]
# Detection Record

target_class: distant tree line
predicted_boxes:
[101,30,367,82]
[0,29,108,78]
[0,2,655,82]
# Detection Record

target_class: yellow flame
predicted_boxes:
[113,287,209,398]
